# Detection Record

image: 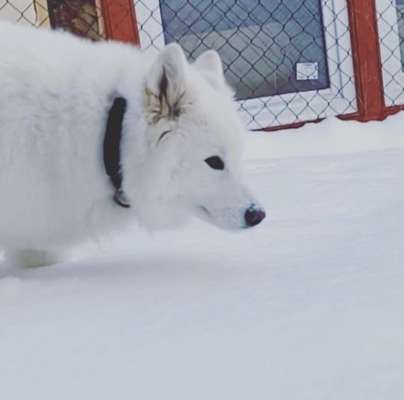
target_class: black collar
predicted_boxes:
[103,97,130,208]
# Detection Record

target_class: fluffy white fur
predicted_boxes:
[0,22,264,269]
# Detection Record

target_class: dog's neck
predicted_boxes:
[103,96,131,208]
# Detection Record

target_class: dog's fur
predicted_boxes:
[0,22,264,269]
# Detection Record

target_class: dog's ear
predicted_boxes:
[194,50,234,96]
[145,43,188,123]
[194,50,224,79]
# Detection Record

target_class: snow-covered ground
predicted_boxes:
[2,115,404,399]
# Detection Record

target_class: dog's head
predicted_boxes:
[129,44,265,230]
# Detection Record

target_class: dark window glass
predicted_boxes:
[396,0,404,71]
[160,0,330,100]
[47,0,104,40]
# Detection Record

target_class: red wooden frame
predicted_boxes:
[343,0,404,122]
[345,0,385,121]
[100,0,140,45]
[101,0,404,131]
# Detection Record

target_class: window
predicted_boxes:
[137,0,355,128]
[397,0,404,71]
[47,0,105,40]
[160,0,330,100]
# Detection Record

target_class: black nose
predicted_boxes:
[245,206,266,227]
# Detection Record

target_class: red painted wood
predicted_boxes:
[257,118,325,133]
[100,0,140,45]
[344,0,385,121]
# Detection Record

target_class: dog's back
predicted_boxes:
[0,23,141,248]
[0,23,265,267]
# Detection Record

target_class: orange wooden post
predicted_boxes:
[344,0,386,121]
[100,0,140,45]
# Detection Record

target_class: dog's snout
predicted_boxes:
[245,206,266,227]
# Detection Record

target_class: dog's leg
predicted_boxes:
[4,249,62,269]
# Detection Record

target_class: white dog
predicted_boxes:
[0,22,265,269]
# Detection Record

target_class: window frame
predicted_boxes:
[134,0,356,129]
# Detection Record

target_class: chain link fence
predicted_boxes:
[377,0,404,108]
[135,0,357,129]
[0,0,43,25]
[3,1,404,129]
[0,0,357,129]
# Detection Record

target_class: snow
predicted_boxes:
[2,114,404,399]
[246,113,404,159]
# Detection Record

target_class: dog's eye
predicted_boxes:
[157,130,172,144]
[205,156,225,170]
